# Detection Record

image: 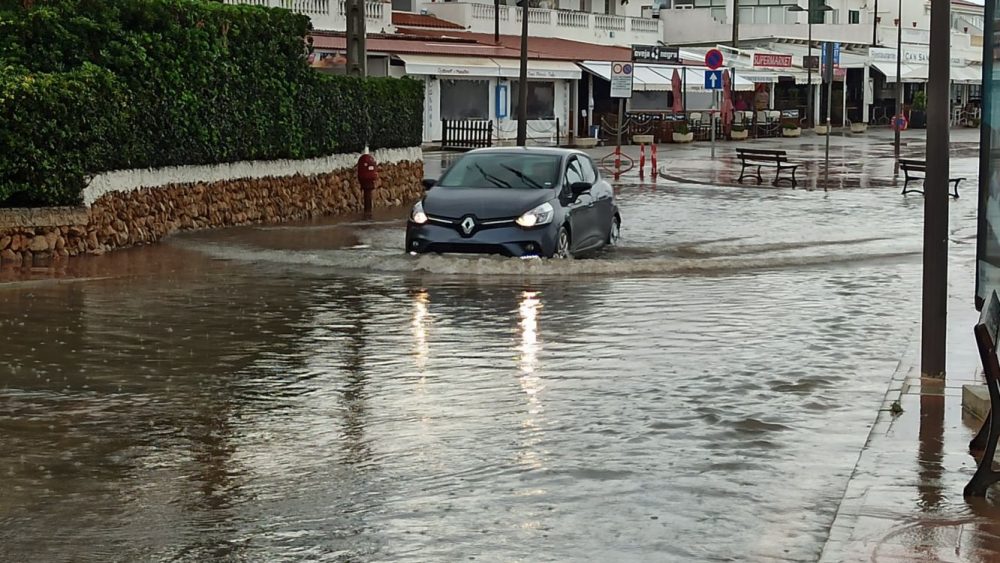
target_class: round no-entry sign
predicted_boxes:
[705,48,724,70]
[893,114,908,131]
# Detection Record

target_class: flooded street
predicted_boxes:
[0,135,983,562]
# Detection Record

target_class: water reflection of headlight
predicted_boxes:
[518,290,541,378]
[412,290,429,375]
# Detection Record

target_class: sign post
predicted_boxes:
[822,42,835,189]
[610,62,634,179]
[704,50,724,160]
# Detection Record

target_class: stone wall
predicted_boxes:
[0,149,423,267]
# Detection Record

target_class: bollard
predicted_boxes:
[614,145,621,181]
[639,143,646,180]
[651,143,658,181]
[357,151,378,219]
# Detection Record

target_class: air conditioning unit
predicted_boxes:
[674,5,693,10]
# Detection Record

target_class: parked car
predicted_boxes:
[405,148,620,259]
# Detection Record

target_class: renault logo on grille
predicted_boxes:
[460,216,477,236]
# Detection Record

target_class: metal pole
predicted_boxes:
[516,4,529,146]
[495,0,500,44]
[616,98,624,149]
[711,91,717,159]
[893,0,902,175]
[921,0,950,379]
[807,22,813,129]
[825,43,832,189]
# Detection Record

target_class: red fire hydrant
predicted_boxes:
[357,152,378,218]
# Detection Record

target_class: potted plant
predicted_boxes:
[910,91,927,128]
[672,122,693,143]
[814,120,829,135]
[632,134,655,145]
[850,121,868,133]
[782,122,801,137]
[969,117,982,128]
[730,124,748,140]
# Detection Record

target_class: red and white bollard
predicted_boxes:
[614,145,621,181]
[651,143,658,181]
[639,143,646,180]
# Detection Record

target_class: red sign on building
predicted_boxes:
[752,53,793,68]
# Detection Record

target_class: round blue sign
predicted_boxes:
[705,49,724,70]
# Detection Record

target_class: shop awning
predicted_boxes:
[494,59,581,80]
[952,65,983,84]
[872,61,917,82]
[397,54,500,77]
[579,61,673,90]
[580,62,754,92]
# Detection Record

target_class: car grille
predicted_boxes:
[425,243,513,257]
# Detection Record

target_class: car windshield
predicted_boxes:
[437,153,560,190]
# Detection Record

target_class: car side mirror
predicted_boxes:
[570,182,592,198]
[422,178,437,191]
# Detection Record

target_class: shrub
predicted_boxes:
[782,122,800,130]
[673,122,690,135]
[0,0,424,206]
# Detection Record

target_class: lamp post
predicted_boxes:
[893,0,902,175]
[788,2,832,129]
[516,1,529,146]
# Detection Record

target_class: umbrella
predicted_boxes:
[721,69,733,135]
[671,68,682,114]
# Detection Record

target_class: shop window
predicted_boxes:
[441,79,490,120]
[512,81,556,120]
[629,91,672,111]
[849,10,860,24]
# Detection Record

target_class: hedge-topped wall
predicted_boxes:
[0,0,424,207]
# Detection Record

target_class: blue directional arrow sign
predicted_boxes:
[704,70,722,90]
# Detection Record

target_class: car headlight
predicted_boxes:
[516,202,554,228]
[410,201,428,225]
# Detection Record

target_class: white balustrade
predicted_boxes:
[557,10,590,28]
[595,13,626,31]
[472,2,509,21]
[629,17,660,34]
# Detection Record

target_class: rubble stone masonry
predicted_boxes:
[0,148,423,267]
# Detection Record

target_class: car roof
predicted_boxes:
[463,147,586,158]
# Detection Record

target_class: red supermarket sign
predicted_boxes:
[753,53,793,68]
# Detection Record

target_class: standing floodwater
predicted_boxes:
[0,142,981,561]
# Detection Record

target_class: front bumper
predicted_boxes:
[405,221,558,258]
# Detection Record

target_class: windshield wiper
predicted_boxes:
[474,163,511,189]
[499,164,545,190]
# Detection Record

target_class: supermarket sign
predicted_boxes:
[752,53,793,68]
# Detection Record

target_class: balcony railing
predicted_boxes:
[223,0,392,32]
[422,2,662,46]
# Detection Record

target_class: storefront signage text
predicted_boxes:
[632,44,680,64]
[752,53,792,68]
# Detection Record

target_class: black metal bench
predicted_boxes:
[736,148,799,187]
[441,119,493,151]
[967,290,1000,496]
[899,159,962,198]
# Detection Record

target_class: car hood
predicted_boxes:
[423,187,555,220]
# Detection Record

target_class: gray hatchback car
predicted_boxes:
[405,148,620,259]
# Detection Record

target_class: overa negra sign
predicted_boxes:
[632,44,680,64]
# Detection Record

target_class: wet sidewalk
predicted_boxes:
[576,127,982,191]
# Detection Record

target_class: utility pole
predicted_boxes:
[872,0,879,46]
[922,0,950,379]
[346,0,367,77]
[732,0,740,49]
[516,2,529,146]
[495,0,500,43]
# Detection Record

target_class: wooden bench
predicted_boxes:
[966,289,1000,496]
[736,148,799,187]
[899,159,962,198]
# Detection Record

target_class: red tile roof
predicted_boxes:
[391,11,465,29]
[310,33,524,58]
[311,29,630,62]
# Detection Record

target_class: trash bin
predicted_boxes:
[589,125,600,139]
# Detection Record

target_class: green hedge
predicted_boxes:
[0,0,424,206]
